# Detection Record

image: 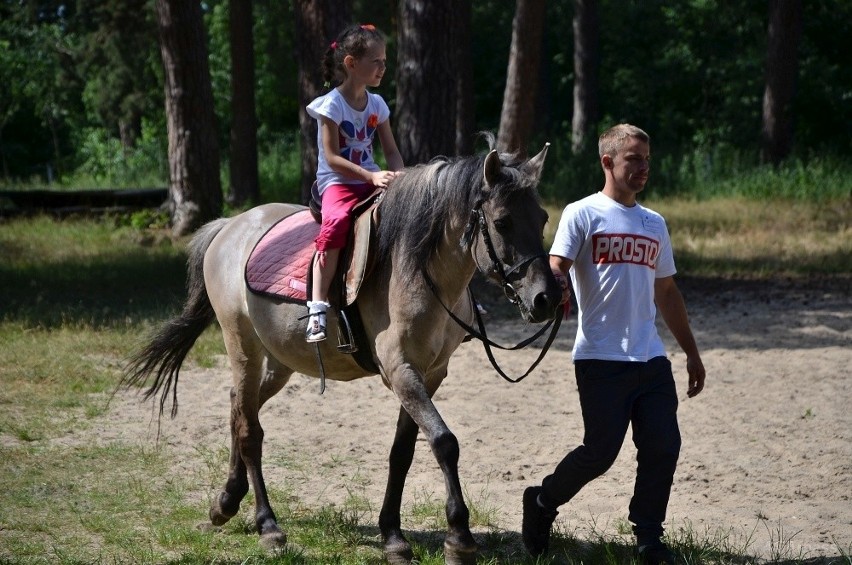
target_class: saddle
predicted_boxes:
[245,189,384,371]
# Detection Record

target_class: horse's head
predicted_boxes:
[462,143,562,323]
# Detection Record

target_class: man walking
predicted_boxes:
[522,124,706,564]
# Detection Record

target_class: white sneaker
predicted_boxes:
[305,301,329,343]
[305,313,326,342]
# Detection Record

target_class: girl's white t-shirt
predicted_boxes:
[306,88,390,194]
[550,192,677,362]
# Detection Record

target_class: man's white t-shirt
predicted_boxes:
[306,88,390,195]
[550,192,676,362]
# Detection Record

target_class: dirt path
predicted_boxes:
[96,277,851,560]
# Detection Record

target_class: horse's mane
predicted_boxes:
[375,134,541,282]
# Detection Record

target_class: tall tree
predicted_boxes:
[294,0,351,204]
[155,0,222,235]
[228,0,259,206]
[496,0,546,157]
[396,0,458,164]
[761,0,802,165]
[571,0,599,155]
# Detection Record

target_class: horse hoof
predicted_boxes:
[209,506,234,526]
[443,539,478,565]
[259,530,288,553]
[209,494,237,526]
[384,534,414,564]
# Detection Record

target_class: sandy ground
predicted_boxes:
[95,276,850,561]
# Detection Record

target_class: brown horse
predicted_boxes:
[123,138,561,563]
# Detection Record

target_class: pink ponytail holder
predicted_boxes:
[330,41,338,50]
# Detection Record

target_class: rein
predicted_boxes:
[424,273,562,383]
[425,199,562,383]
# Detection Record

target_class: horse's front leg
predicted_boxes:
[379,406,419,563]
[392,366,478,564]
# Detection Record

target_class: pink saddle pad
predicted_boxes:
[245,210,318,303]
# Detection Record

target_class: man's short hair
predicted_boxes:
[599,124,650,158]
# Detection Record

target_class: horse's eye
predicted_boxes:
[493,217,513,233]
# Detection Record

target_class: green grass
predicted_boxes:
[648,196,851,277]
[662,151,852,201]
[0,204,849,564]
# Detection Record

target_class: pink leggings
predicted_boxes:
[315,182,373,251]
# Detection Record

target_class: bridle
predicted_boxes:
[425,197,563,383]
[464,202,545,308]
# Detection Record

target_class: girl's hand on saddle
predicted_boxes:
[370,170,401,188]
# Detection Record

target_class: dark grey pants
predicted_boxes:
[540,356,681,541]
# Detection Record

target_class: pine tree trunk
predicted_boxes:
[455,0,475,156]
[571,0,600,155]
[497,0,546,157]
[155,0,222,235]
[228,0,259,206]
[396,0,458,165]
[761,0,802,165]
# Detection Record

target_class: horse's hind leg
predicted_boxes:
[209,384,250,526]
[210,355,291,526]
[209,328,288,551]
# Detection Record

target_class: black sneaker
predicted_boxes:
[521,486,558,556]
[637,540,676,565]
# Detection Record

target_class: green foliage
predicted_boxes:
[653,149,852,200]
[538,137,603,203]
[126,209,171,230]
[2,0,851,208]
[70,119,168,188]
[0,11,76,178]
[257,132,303,205]
[74,0,161,144]
[541,137,852,204]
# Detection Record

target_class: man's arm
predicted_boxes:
[655,276,706,398]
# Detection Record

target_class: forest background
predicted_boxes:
[1,0,850,234]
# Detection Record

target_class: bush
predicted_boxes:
[69,120,167,189]
[257,132,302,205]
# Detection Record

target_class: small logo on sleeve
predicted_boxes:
[592,233,659,268]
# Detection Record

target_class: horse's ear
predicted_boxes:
[522,142,551,182]
[483,149,501,190]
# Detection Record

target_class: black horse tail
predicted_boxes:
[121,217,230,418]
